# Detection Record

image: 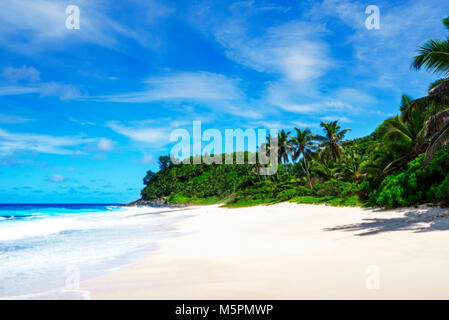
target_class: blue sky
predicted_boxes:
[0,0,448,203]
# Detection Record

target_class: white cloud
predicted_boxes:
[215,21,334,82]
[0,114,34,124]
[97,138,115,151]
[47,174,65,183]
[68,117,95,126]
[0,83,80,100]
[332,88,377,104]
[39,82,80,100]
[318,116,353,123]
[95,71,263,118]
[251,120,319,130]
[292,121,320,128]
[0,0,172,53]
[312,0,449,94]
[0,86,40,95]
[279,100,356,114]
[96,72,243,102]
[0,129,95,155]
[107,121,172,146]
[1,66,40,83]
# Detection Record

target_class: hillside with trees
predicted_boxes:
[140,17,449,208]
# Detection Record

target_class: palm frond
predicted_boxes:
[412,39,449,75]
[428,78,449,94]
[383,156,409,173]
[399,94,413,113]
[443,16,449,31]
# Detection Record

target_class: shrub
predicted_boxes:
[313,179,357,197]
[374,146,449,208]
[277,189,298,201]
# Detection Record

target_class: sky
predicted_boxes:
[0,0,448,203]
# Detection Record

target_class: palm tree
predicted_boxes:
[290,128,315,188]
[268,130,294,164]
[311,157,338,180]
[376,105,427,171]
[412,16,449,75]
[336,149,369,182]
[316,121,350,161]
[411,16,449,166]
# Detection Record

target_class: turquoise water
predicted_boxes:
[0,204,183,299]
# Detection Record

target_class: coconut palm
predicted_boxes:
[336,149,369,182]
[412,16,449,75]
[376,105,427,171]
[316,121,350,161]
[290,128,316,188]
[267,130,294,164]
[410,16,449,166]
[311,157,338,180]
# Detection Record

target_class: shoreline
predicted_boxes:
[81,202,449,299]
[0,205,195,300]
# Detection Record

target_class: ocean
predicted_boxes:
[0,203,185,299]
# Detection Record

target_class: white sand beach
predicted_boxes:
[82,203,449,299]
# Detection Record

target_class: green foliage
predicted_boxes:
[373,146,449,207]
[136,21,449,209]
[167,194,222,205]
[292,195,363,207]
[373,156,425,207]
[223,198,279,208]
[313,179,357,197]
[141,153,256,201]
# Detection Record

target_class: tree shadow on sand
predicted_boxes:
[324,207,449,236]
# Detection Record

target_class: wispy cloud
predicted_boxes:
[318,115,353,123]
[292,121,320,128]
[68,116,95,126]
[251,120,319,130]
[0,114,35,124]
[0,86,40,95]
[0,129,95,155]
[279,100,356,114]
[97,138,115,151]
[95,71,243,102]
[311,0,449,94]
[216,21,334,82]
[47,174,65,183]
[94,71,263,118]
[1,66,40,83]
[107,121,172,146]
[0,66,81,100]
[0,0,172,53]
[0,83,81,100]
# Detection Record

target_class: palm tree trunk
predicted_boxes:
[302,151,313,189]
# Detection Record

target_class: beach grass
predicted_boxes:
[291,195,365,207]
[167,194,224,205]
[222,198,279,208]
[221,195,365,208]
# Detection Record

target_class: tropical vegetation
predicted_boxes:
[140,16,449,208]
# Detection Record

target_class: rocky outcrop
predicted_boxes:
[120,198,187,208]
